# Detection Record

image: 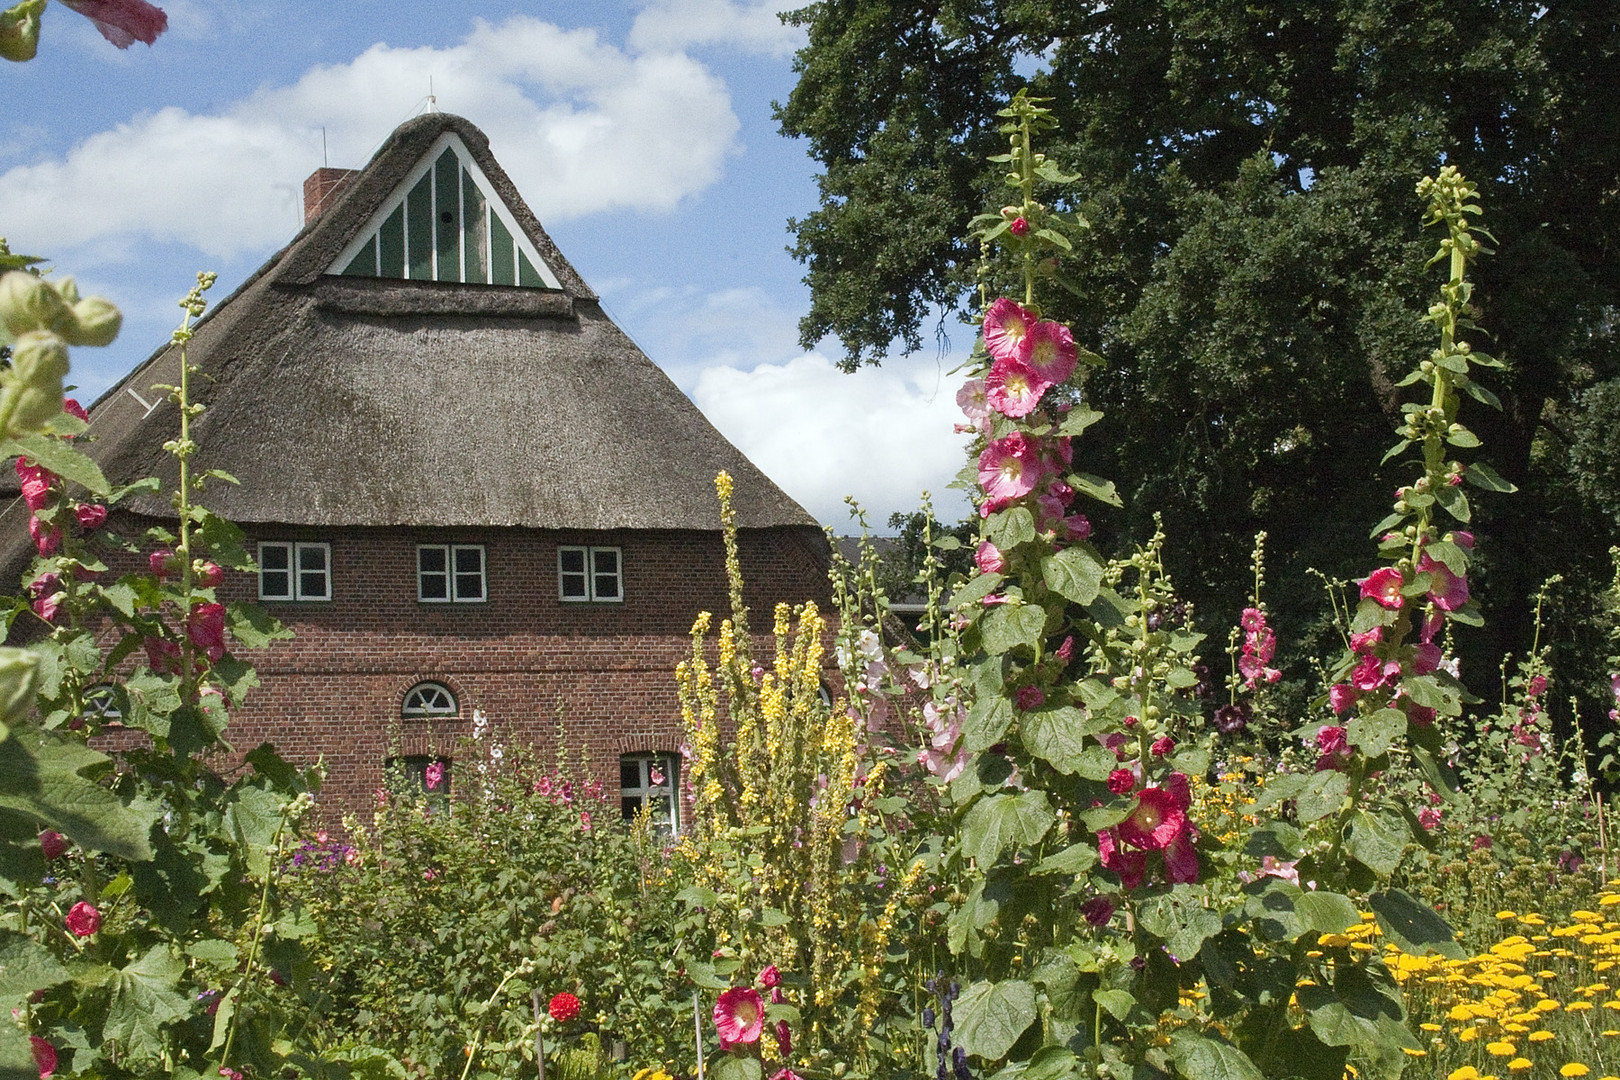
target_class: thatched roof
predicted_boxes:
[61,112,816,532]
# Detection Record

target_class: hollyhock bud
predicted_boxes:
[775,1019,792,1058]
[0,1,42,61]
[64,900,100,937]
[74,503,107,530]
[1106,768,1136,795]
[974,541,1005,574]
[186,602,228,662]
[149,549,178,578]
[1151,736,1175,758]
[0,272,70,342]
[195,561,224,588]
[4,331,70,436]
[1015,685,1045,711]
[1054,636,1075,663]
[39,830,67,860]
[1009,216,1030,236]
[1079,895,1114,927]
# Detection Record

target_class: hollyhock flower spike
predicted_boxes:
[59,0,168,48]
[982,298,1036,362]
[1020,320,1078,385]
[985,356,1048,418]
[714,986,765,1048]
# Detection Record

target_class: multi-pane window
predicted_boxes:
[258,542,331,601]
[559,546,622,603]
[385,755,452,809]
[418,544,485,603]
[620,753,679,836]
[401,682,457,717]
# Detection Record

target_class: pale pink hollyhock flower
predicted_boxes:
[74,504,107,530]
[956,377,990,425]
[1328,683,1357,715]
[29,516,60,557]
[30,1037,55,1080]
[985,355,1048,417]
[1020,320,1078,386]
[59,0,168,48]
[1256,856,1300,886]
[978,432,1044,502]
[1360,567,1404,609]
[1096,827,1145,889]
[982,298,1037,362]
[1117,787,1186,851]
[64,901,100,937]
[974,541,1005,574]
[1417,553,1469,611]
[714,986,765,1048]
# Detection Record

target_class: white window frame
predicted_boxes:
[401,682,458,717]
[619,752,679,836]
[418,544,486,603]
[559,545,623,603]
[258,541,332,601]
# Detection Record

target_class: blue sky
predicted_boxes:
[1,0,973,526]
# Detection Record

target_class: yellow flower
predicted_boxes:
[1561,1066,1591,1078]
[1507,1061,1532,1073]
[1487,1040,1517,1056]
[1567,1001,1595,1011]
[1529,1030,1555,1041]
[1449,1068,1481,1080]
[1498,911,1519,920]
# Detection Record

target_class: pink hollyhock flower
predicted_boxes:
[1008,217,1030,237]
[424,762,445,791]
[757,964,781,988]
[982,298,1036,362]
[1079,895,1114,927]
[1316,725,1348,757]
[769,1070,804,1080]
[1096,828,1145,889]
[15,459,55,511]
[1252,856,1301,886]
[149,549,177,578]
[956,377,990,429]
[648,767,666,786]
[1240,607,1265,633]
[579,811,592,831]
[30,1037,55,1080]
[548,991,581,1022]
[1049,436,1074,468]
[1418,554,1469,611]
[1117,787,1186,851]
[1035,493,1068,532]
[1328,684,1358,715]
[186,602,228,662]
[1060,513,1091,540]
[1417,807,1442,830]
[1020,320,1078,386]
[1451,530,1475,549]
[985,355,1048,417]
[1099,731,1129,760]
[775,1019,792,1057]
[1360,567,1404,609]
[58,0,168,48]
[1164,824,1199,884]
[1106,768,1135,795]
[1349,627,1382,654]
[1015,685,1045,711]
[1151,736,1175,758]
[714,986,765,1048]
[64,901,100,937]
[978,432,1044,502]
[1405,702,1436,726]
[1246,626,1277,663]
[39,830,67,860]
[144,635,183,675]
[1473,834,1492,851]
[1164,771,1191,811]
[1351,653,1391,692]
[29,516,60,557]
[1411,642,1442,675]
[74,503,107,530]
[1527,674,1548,697]
[196,561,224,588]
[1054,636,1075,662]
[974,541,1005,574]
[62,398,88,422]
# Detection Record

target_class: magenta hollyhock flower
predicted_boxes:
[1473,834,1492,851]
[548,991,581,1022]
[144,635,183,675]
[757,964,781,988]
[1527,674,1548,697]
[149,549,177,578]
[58,0,168,48]
[1008,217,1030,237]
[1417,807,1442,830]
[1106,768,1135,795]
[16,459,55,511]
[195,561,224,588]
[978,432,1044,502]
[974,541,1005,574]
[1117,787,1186,851]
[982,298,1036,362]
[769,1070,804,1080]
[424,761,445,791]
[1349,627,1382,654]
[62,398,88,422]
[74,503,107,530]
[1020,320,1077,386]
[1316,725,1348,757]
[30,1037,55,1080]
[29,516,60,557]
[1418,553,1469,611]
[985,355,1049,417]
[1079,895,1114,927]
[1034,493,1067,533]
[714,986,765,1048]
[1411,642,1442,675]
[64,901,100,937]
[1015,685,1045,711]
[1096,828,1145,890]
[648,766,665,786]
[39,830,67,860]
[1164,824,1199,885]
[1151,736,1175,758]
[1328,684,1357,715]
[1246,626,1277,663]
[1240,607,1265,633]
[1405,702,1436,726]
[1055,635,1075,662]
[1360,567,1404,609]
[186,602,228,662]
[1451,530,1475,549]
[1060,513,1091,540]
[775,1019,792,1057]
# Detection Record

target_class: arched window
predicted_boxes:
[401,682,457,718]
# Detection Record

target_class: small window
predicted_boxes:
[83,684,124,726]
[620,752,679,836]
[419,544,484,603]
[259,542,331,601]
[560,546,623,603]
[385,755,451,808]
[402,682,458,717]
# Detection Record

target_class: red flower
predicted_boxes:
[28,516,60,557]
[1164,824,1200,884]
[15,459,55,511]
[1106,768,1136,795]
[1079,895,1114,927]
[1117,787,1186,851]
[1008,216,1030,237]
[775,1019,792,1058]
[186,602,228,662]
[1151,736,1175,758]
[548,991,581,1022]
[757,964,781,988]
[1015,685,1045,711]
[144,635,183,675]
[1096,827,1145,889]
[713,986,765,1048]
[74,503,107,530]
[62,398,88,422]
[39,830,67,860]
[64,900,100,937]
[30,1037,55,1079]
[1360,567,1405,609]
[58,0,168,48]
[149,549,178,578]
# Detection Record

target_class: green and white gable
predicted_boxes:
[328,130,563,290]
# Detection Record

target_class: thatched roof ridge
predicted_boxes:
[60,112,816,533]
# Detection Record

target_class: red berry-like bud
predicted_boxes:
[1009,217,1030,236]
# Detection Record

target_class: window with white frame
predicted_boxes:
[418,544,485,602]
[619,753,679,835]
[385,755,452,809]
[258,541,332,601]
[559,546,622,603]
[401,682,458,717]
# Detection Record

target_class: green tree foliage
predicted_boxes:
[776,0,1620,718]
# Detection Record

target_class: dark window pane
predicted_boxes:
[453,546,482,574]
[621,759,641,788]
[517,249,543,287]
[418,547,446,573]
[260,545,290,571]
[298,545,327,572]
[622,797,641,821]
[559,548,585,574]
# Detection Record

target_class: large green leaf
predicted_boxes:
[952,979,1036,1061]
[1138,886,1223,961]
[1294,770,1349,823]
[962,694,1014,752]
[1293,892,1360,937]
[986,507,1036,552]
[0,435,107,494]
[1343,810,1407,877]
[1041,545,1104,605]
[1166,1031,1263,1080]
[104,945,189,1061]
[0,1022,35,1080]
[0,930,69,1001]
[960,790,1055,866]
[1346,709,1405,758]
[0,724,154,860]
[221,783,287,878]
[981,604,1045,655]
[1019,706,1095,773]
[710,1053,762,1080]
[1369,889,1464,959]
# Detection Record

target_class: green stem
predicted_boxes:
[219,808,290,1070]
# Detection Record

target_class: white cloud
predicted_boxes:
[629,0,805,58]
[0,16,740,264]
[692,351,974,527]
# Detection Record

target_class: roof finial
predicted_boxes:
[428,76,437,114]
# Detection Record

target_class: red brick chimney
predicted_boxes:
[303,167,358,224]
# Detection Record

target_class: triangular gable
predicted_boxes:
[327,131,563,290]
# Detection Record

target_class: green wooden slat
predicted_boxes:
[406,173,432,280]
[434,148,459,282]
[518,249,543,287]
[461,167,486,284]
[489,213,515,286]
[378,205,405,278]
[341,236,376,277]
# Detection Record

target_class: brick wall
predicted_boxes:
[209,523,832,816]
